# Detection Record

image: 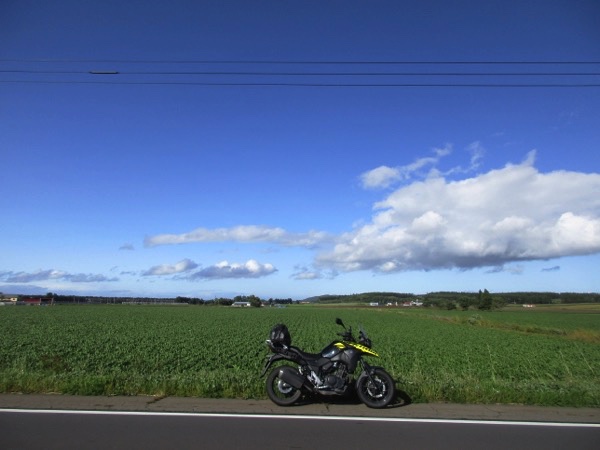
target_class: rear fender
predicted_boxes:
[260,353,289,377]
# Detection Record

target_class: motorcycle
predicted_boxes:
[261,318,396,408]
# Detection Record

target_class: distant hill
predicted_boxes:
[305,292,416,304]
[302,291,599,305]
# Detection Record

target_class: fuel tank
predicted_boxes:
[321,341,343,358]
[320,341,361,373]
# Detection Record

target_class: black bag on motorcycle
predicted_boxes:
[269,323,291,348]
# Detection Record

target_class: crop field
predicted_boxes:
[0,305,598,407]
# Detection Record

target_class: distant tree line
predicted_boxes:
[2,293,295,307]
[3,290,597,310]
[313,290,599,311]
[315,292,415,304]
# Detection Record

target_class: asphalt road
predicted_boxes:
[1,395,599,450]
[2,410,599,450]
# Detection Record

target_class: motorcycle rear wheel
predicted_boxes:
[356,368,396,408]
[266,365,302,406]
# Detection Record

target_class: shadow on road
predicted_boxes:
[296,388,412,409]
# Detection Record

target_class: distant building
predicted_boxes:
[232,301,251,307]
[403,300,423,307]
[20,296,54,306]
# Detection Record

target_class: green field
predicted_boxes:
[0,305,598,407]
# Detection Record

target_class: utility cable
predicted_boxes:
[1,58,600,65]
[2,79,599,87]
[2,69,600,76]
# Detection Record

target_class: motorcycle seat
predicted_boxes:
[289,346,322,362]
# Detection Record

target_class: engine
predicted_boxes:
[322,362,348,390]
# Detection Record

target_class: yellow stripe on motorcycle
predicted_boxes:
[348,342,379,356]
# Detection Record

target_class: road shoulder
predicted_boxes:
[0,394,598,423]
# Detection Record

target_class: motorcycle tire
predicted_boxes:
[266,365,302,406]
[356,368,396,408]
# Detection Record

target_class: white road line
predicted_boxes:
[1,408,599,428]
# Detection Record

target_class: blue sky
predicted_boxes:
[1,0,599,299]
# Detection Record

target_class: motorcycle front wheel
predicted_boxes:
[356,368,396,408]
[266,365,302,406]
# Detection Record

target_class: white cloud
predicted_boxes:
[291,265,337,280]
[142,259,198,276]
[360,165,401,189]
[359,144,455,189]
[145,225,329,248]
[317,153,600,272]
[0,269,118,283]
[468,141,485,168]
[292,270,322,280]
[140,258,276,280]
[139,150,600,279]
[444,141,485,176]
[187,259,277,280]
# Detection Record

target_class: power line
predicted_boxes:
[2,69,600,76]
[3,59,599,87]
[2,79,599,87]
[2,58,600,65]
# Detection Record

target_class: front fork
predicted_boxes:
[359,359,374,377]
[358,359,384,394]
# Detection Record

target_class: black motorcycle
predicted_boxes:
[261,318,396,408]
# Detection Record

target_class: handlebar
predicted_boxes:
[335,319,373,348]
[337,328,355,342]
[337,330,371,348]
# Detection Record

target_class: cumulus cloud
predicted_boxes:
[187,259,277,280]
[119,243,135,251]
[360,165,401,189]
[139,150,600,279]
[142,258,198,276]
[360,145,452,189]
[317,152,600,273]
[145,225,330,248]
[0,269,118,283]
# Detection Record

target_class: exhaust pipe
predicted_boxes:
[278,367,304,389]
